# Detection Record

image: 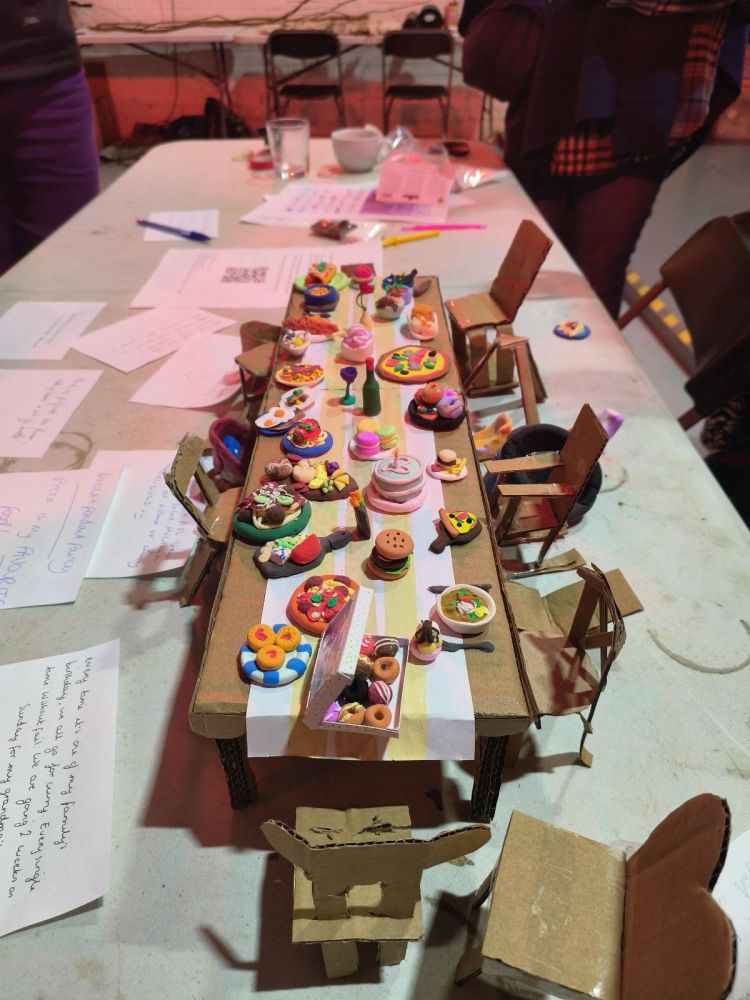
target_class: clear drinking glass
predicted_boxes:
[265,118,310,180]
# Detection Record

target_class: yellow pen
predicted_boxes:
[382,230,441,247]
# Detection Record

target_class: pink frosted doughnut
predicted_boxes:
[368,679,393,705]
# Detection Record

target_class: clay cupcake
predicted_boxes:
[410,619,443,662]
[341,323,374,363]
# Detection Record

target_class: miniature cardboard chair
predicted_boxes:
[262,806,490,979]
[163,435,241,605]
[485,404,609,576]
[445,218,552,399]
[236,319,278,420]
[513,564,626,766]
[456,794,735,1000]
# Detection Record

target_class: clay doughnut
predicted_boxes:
[256,644,286,671]
[364,704,392,729]
[338,703,365,725]
[371,656,400,684]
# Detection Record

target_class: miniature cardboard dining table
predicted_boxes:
[189,277,533,822]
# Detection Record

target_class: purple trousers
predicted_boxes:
[0,69,99,277]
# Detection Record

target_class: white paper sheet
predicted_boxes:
[128,331,241,408]
[0,369,101,459]
[241,183,450,227]
[73,307,235,373]
[0,639,119,938]
[131,244,383,309]
[86,450,197,577]
[0,468,120,609]
[142,209,219,242]
[714,826,750,1000]
[0,302,106,361]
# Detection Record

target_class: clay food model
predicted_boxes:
[287,574,359,636]
[376,344,450,384]
[375,293,405,321]
[327,634,402,731]
[429,507,482,553]
[408,303,439,341]
[253,528,352,579]
[383,271,416,304]
[553,320,591,340]
[341,323,373,363]
[280,385,317,411]
[439,587,491,625]
[345,263,375,289]
[239,622,313,687]
[365,452,427,514]
[274,362,325,388]
[233,481,311,544]
[303,283,339,313]
[366,528,414,581]
[281,417,333,458]
[348,489,372,540]
[408,382,465,431]
[348,417,398,461]
[411,619,443,662]
[305,261,337,286]
[255,404,297,435]
[282,314,338,341]
[427,448,467,483]
[264,457,294,481]
[291,458,357,500]
[280,327,310,357]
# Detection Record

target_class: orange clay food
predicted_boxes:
[371,656,400,684]
[364,704,392,728]
[246,624,276,652]
[283,315,338,338]
[338,703,365,725]
[255,644,286,670]
[275,624,301,652]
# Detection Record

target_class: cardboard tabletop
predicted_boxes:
[189,276,531,741]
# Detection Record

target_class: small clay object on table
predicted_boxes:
[365,528,413,581]
[287,573,359,636]
[408,382,465,431]
[274,362,325,388]
[429,507,482,554]
[365,453,427,514]
[280,328,310,357]
[410,619,443,662]
[413,277,431,298]
[303,283,339,313]
[291,458,357,501]
[341,323,373,363]
[348,489,372,540]
[343,263,376,288]
[253,528,352,579]
[408,303,438,341]
[281,417,333,458]
[337,674,369,707]
[233,481,311,544]
[256,405,297,435]
[239,623,313,687]
[264,457,294,481]
[282,315,338,342]
[376,344,450,384]
[427,448,468,483]
[375,294,404,320]
[553,320,591,340]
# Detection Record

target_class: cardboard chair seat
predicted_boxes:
[519,632,601,716]
[504,496,561,535]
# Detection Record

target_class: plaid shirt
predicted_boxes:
[549,6,729,176]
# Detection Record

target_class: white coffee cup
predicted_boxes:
[331,125,387,173]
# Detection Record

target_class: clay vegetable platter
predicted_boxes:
[376,344,450,384]
[274,362,325,388]
[287,574,359,636]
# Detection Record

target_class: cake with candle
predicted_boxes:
[365,451,428,513]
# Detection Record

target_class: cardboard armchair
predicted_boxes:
[456,793,736,1000]
[262,806,489,979]
[485,403,609,575]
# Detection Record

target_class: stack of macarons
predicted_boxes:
[366,528,413,581]
[348,418,398,460]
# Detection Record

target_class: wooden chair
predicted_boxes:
[262,806,489,979]
[445,219,552,399]
[456,795,735,1000]
[163,435,241,606]
[485,404,609,574]
[264,30,346,125]
[618,212,750,430]
[381,29,454,134]
[516,564,626,766]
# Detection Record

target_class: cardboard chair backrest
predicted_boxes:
[164,435,219,536]
[569,565,626,673]
[262,820,490,919]
[489,219,553,322]
[547,405,609,525]
[621,793,735,1000]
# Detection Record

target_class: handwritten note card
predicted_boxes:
[0,301,105,361]
[0,639,119,938]
[142,209,219,241]
[73,307,235,373]
[131,244,381,309]
[129,331,241,408]
[0,468,120,609]
[0,369,101,459]
[86,450,197,577]
[715,826,750,1000]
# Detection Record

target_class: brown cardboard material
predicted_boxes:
[263,806,490,978]
[507,570,643,635]
[459,794,735,1000]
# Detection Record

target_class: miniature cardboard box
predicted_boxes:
[303,586,408,738]
[457,794,736,1000]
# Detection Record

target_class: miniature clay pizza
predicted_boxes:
[239,623,313,687]
[274,362,325,388]
[429,507,482,553]
[376,344,450,384]
[287,573,359,636]
[253,529,352,580]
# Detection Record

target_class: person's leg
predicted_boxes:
[6,69,99,269]
[567,166,665,318]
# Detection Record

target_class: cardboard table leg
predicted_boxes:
[379,940,408,966]
[214,736,257,809]
[455,945,485,985]
[470,735,509,823]
[321,940,359,979]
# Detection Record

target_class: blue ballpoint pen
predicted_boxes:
[136,219,213,242]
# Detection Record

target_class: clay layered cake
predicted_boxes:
[365,451,428,514]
